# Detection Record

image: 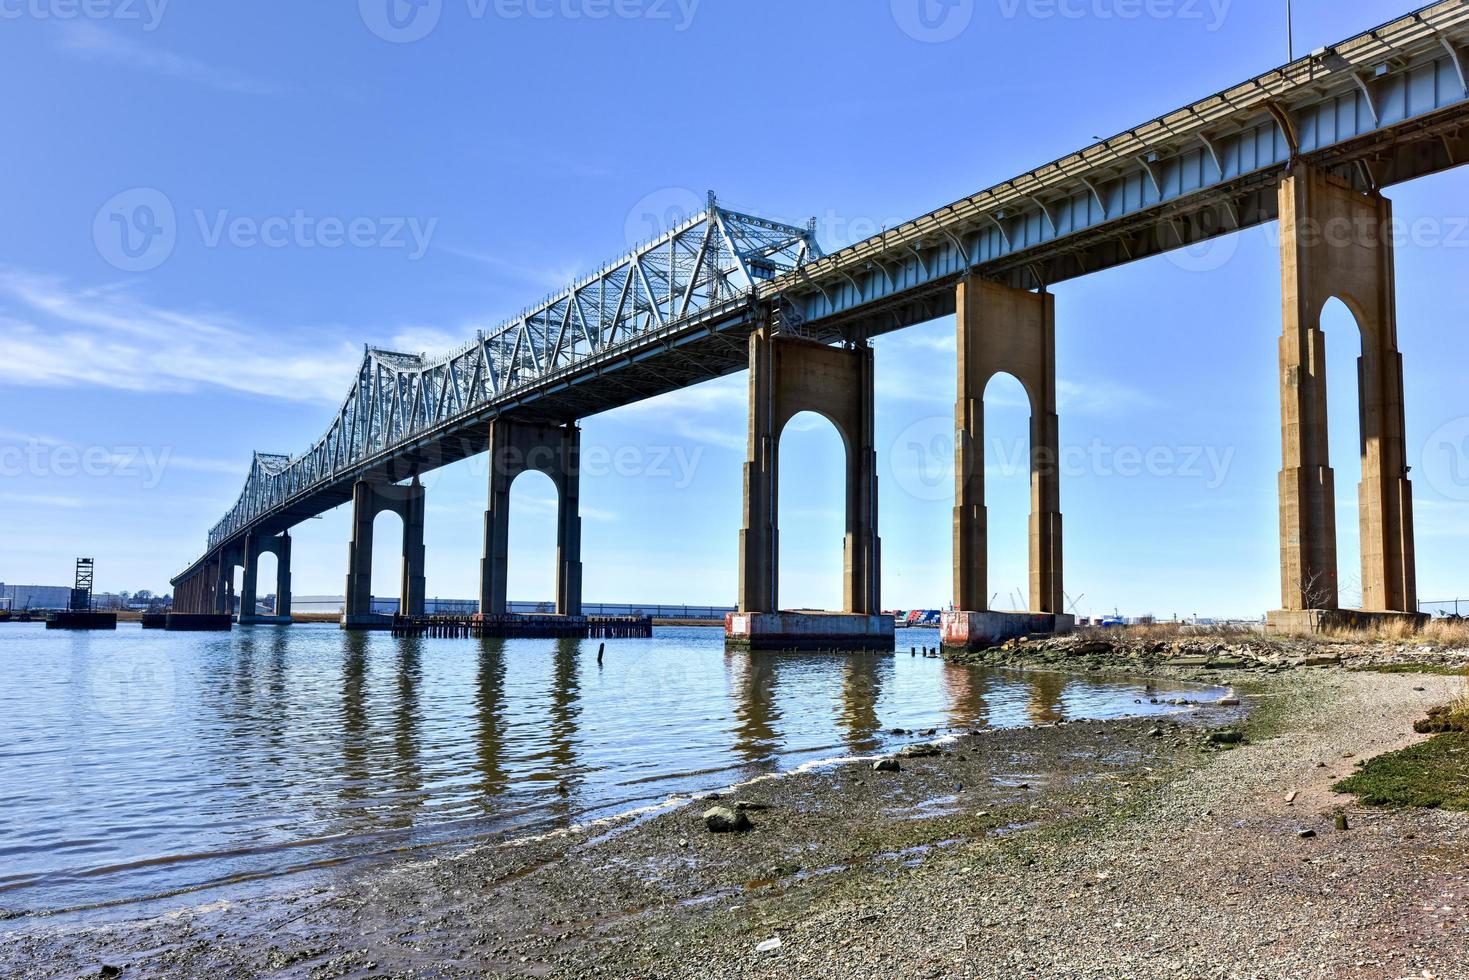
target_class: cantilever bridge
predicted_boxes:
[175,1,1469,644]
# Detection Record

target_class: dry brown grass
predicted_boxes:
[1322,617,1469,647]
[1079,621,1263,645]
[1425,618,1469,647]
[1453,665,1469,729]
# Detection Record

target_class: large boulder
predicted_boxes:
[702,805,752,833]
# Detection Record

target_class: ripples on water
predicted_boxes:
[0,623,1215,917]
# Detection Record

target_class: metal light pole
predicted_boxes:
[1287,0,1295,61]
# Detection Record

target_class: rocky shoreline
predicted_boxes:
[948,626,1469,678]
[2,659,1465,978]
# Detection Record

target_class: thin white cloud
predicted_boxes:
[437,244,582,292]
[56,23,287,96]
[1056,378,1160,417]
[513,490,615,522]
[0,270,360,404]
[615,374,748,451]
[388,326,470,356]
[0,493,86,509]
[0,429,64,447]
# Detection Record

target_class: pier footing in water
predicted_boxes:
[165,613,233,632]
[940,610,1075,651]
[724,612,894,652]
[237,615,294,626]
[45,612,118,630]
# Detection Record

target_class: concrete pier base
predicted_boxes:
[1265,608,1429,635]
[164,613,233,632]
[45,611,118,630]
[724,612,895,652]
[140,613,167,629]
[340,613,396,631]
[940,610,1076,651]
[237,614,293,626]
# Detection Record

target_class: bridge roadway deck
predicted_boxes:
[175,1,1469,588]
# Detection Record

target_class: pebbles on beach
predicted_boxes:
[4,668,1465,980]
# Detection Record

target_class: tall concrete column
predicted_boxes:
[555,427,583,616]
[479,419,583,616]
[953,278,1063,615]
[401,478,426,617]
[345,481,377,620]
[240,537,261,619]
[214,548,241,616]
[737,326,881,615]
[739,327,778,613]
[274,533,292,618]
[1275,165,1415,616]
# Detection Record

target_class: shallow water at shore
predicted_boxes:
[0,622,1222,919]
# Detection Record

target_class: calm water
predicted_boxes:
[0,622,1219,918]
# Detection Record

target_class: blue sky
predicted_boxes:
[2,0,1468,618]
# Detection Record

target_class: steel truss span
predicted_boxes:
[202,203,819,553]
[176,1,1469,588]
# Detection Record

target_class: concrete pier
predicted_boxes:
[725,612,894,652]
[343,477,426,630]
[480,419,582,617]
[239,532,292,625]
[944,278,1070,649]
[164,613,233,631]
[731,324,888,651]
[1268,165,1419,632]
[941,610,1075,651]
[45,611,118,630]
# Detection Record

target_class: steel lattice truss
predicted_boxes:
[207,202,819,550]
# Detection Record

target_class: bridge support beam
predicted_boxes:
[729,326,889,650]
[212,544,243,617]
[1268,165,1422,634]
[343,477,426,629]
[480,419,583,617]
[239,532,293,624]
[942,278,1072,651]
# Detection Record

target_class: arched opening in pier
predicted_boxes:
[506,469,559,612]
[1322,296,1366,609]
[253,552,278,616]
[370,509,407,614]
[777,411,846,612]
[983,372,1033,612]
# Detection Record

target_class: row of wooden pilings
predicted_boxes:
[389,614,653,640]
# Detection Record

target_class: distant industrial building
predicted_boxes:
[293,595,733,620]
[0,584,73,611]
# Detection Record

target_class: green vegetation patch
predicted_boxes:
[1333,733,1469,810]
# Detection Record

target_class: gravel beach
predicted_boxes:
[3,666,1464,979]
